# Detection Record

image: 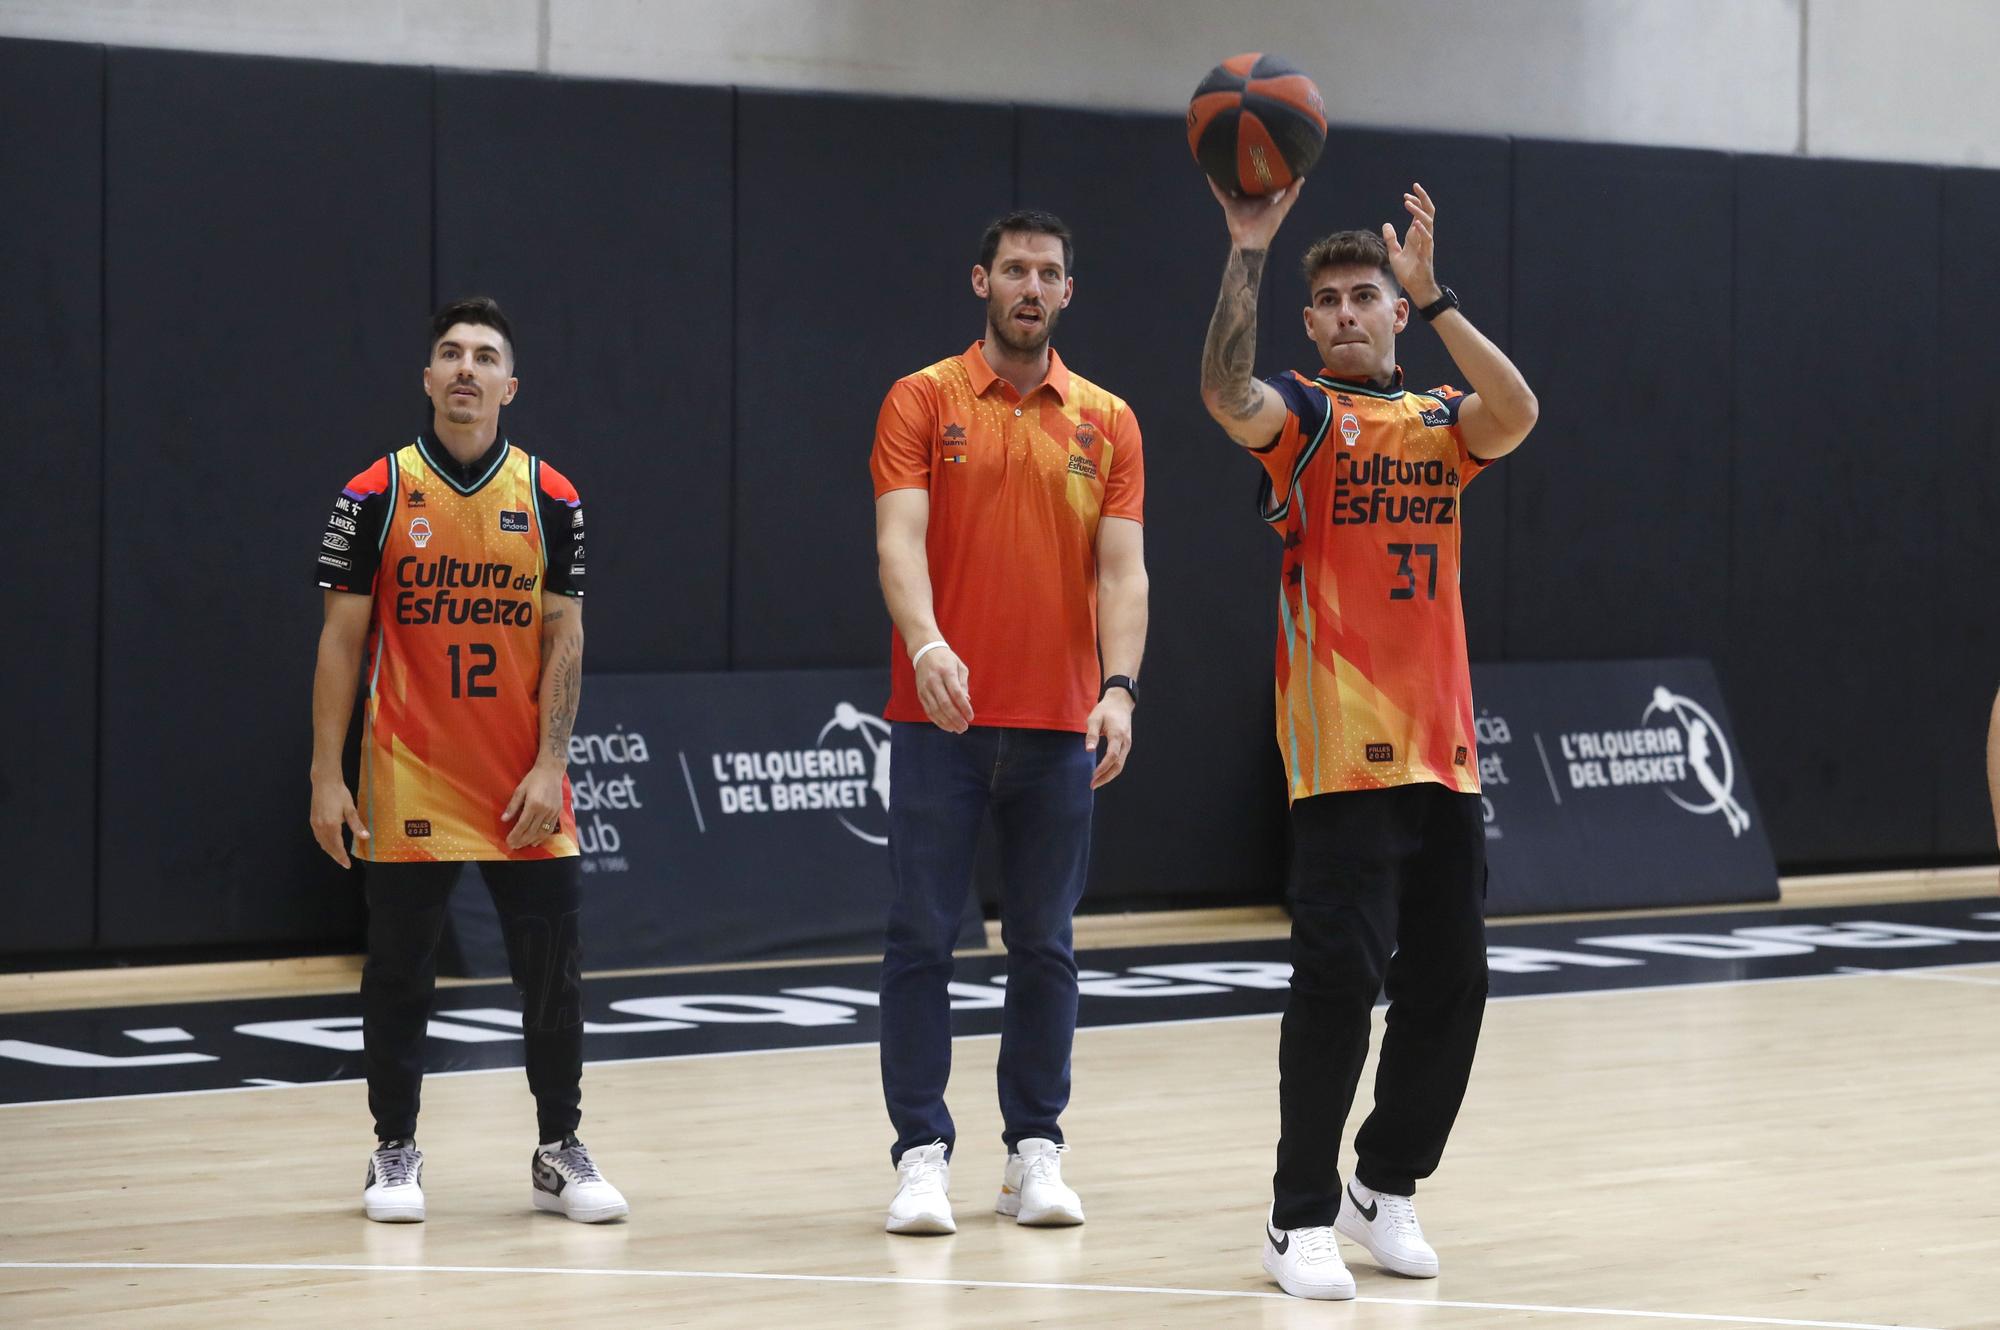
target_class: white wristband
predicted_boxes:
[911,640,950,668]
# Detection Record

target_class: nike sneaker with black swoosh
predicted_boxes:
[1336,1180,1438,1277]
[531,1134,629,1223]
[1261,1207,1355,1300]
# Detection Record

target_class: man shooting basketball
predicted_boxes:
[1198,179,1537,1300]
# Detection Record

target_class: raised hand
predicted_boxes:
[1211,178,1304,253]
[1382,181,1443,307]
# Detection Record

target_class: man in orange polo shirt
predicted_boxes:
[870,209,1149,1236]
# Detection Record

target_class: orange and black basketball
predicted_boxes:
[1187,53,1327,197]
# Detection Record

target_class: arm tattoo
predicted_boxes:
[1201,247,1269,422]
[545,637,582,762]
[541,605,566,664]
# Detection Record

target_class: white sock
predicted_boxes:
[540,1139,565,1153]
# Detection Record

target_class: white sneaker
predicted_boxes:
[363,1139,425,1223]
[995,1138,1084,1226]
[1336,1180,1439,1277]
[887,1142,955,1235]
[531,1134,630,1223]
[1261,1208,1355,1300]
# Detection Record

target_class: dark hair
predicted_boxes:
[1300,230,1398,294]
[978,210,1074,275]
[430,296,515,363]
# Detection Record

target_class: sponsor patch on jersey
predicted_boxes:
[403,819,432,838]
[1366,743,1395,763]
[328,513,359,535]
[321,532,351,552]
[317,553,352,570]
[571,508,585,529]
[1066,454,1099,480]
[1455,746,1469,766]
[570,564,586,575]
[500,510,530,533]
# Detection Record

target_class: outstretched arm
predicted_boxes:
[1385,181,1538,460]
[1200,180,1304,449]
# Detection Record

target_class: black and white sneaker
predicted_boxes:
[1336,1180,1439,1277]
[363,1139,425,1223]
[1261,1206,1355,1300]
[531,1134,630,1223]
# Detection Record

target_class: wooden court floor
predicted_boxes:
[3,872,1997,1329]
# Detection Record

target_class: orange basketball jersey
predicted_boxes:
[324,437,583,861]
[1255,369,1495,801]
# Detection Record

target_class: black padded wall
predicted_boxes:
[730,91,1015,670]
[1506,142,1735,662]
[1935,169,2000,857]
[1017,106,1288,906]
[1729,155,1942,865]
[98,49,431,948]
[0,40,103,954]
[11,29,2000,967]
[1261,129,1514,656]
[434,72,735,671]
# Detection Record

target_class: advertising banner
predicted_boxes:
[441,669,981,976]
[1472,658,1777,914]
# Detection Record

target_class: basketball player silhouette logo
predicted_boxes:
[1642,686,1750,837]
[818,702,893,846]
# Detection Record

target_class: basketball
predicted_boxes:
[1186,53,1327,197]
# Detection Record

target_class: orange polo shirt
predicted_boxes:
[870,342,1144,733]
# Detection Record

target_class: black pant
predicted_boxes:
[361,858,585,1144]
[1272,783,1488,1229]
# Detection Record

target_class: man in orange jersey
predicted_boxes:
[308,298,627,1226]
[1198,181,1538,1300]
[870,210,1149,1235]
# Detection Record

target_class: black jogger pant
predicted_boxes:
[361,857,584,1144]
[1271,783,1489,1230]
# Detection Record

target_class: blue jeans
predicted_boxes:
[880,721,1095,1163]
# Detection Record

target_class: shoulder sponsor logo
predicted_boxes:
[408,517,433,549]
[403,819,432,838]
[571,508,585,529]
[321,532,351,552]
[500,509,530,533]
[335,496,356,514]
[328,513,359,535]
[1419,399,1454,427]
[317,553,352,570]
[1339,412,1362,447]
[1066,454,1099,480]
[571,545,583,560]
[1365,743,1394,763]
[569,564,586,576]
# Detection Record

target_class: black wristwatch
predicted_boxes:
[1100,675,1139,704]
[1416,286,1459,322]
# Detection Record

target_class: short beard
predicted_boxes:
[987,295,1058,355]
[445,404,477,425]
